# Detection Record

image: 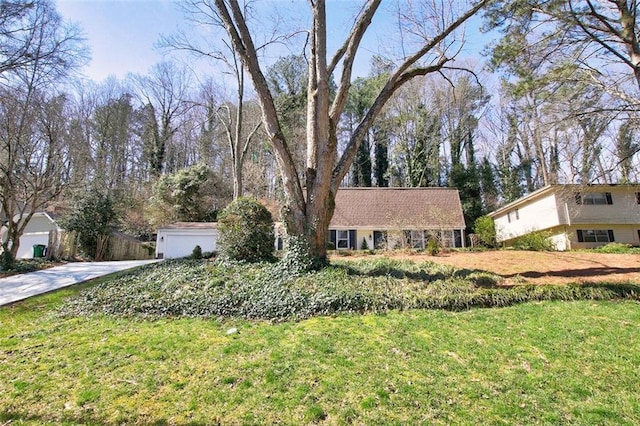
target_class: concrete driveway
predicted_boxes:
[0,259,160,307]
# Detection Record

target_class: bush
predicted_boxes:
[426,238,439,256]
[474,216,496,248]
[512,230,555,251]
[61,191,117,259]
[591,243,640,254]
[191,245,203,259]
[217,197,275,263]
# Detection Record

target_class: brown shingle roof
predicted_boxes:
[329,188,465,229]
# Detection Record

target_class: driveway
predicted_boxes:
[0,259,160,306]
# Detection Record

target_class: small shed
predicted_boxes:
[1,212,63,259]
[155,222,218,259]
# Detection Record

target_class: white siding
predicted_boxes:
[156,229,217,259]
[563,189,640,225]
[22,215,59,233]
[356,229,375,250]
[495,192,561,242]
[16,233,50,259]
[549,232,570,251]
[1,213,60,259]
[570,225,640,249]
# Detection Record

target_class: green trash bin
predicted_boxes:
[33,244,46,258]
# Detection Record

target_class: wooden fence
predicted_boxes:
[46,230,154,261]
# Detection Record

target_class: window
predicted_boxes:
[373,231,387,249]
[336,230,349,249]
[577,229,614,243]
[576,192,613,205]
[411,230,425,249]
[507,208,519,223]
[636,192,640,204]
[430,230,455,248]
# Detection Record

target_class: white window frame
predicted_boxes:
[582,229,611,243]
[336,230,350,249]
[582,193,608,205]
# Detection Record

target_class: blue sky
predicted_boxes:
[57,0,183,81]
[56,0,491,83]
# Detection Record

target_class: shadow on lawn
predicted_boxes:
[503,266,640,280]
[1,411,213,426]
[339,263,502,287]
[337,262,640,293]
[342,264,449,282]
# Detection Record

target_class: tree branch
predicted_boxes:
[332,0,490,189]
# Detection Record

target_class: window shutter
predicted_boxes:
[454,230,462,248]
[636,193,640,205]
[608,230,615,242]
[329,230,336,247]
[349,230,357,250]
[605,192,613,205]
[575,192,582,205]
[403,230,411,246]
[577,230,584,242]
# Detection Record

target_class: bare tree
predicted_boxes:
[130,61,192,176]
[0,0,86,78]
[162,2,264,199]
[210,0,488,265]
[0,88,73,264]
[0,0,85,266]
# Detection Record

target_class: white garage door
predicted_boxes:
[17,233,50,259]
[164,233,217,259]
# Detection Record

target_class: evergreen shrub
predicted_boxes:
[512,230,555,251]
[217,197,275,263]
[191,245,203,259]
[474,216,496,248]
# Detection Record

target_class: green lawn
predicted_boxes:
[1,260,639,425]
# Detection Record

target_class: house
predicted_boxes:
[328,187,466,250]
[488,184,640,250]
[155,222,218,259]
[0,212,63,259]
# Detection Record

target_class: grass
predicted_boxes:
[1,258,640,424]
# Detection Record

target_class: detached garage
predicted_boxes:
[155,222,218,259]
[1,212,63,259]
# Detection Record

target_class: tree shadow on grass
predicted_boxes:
[503,266,640,281]
[338,263,506,288]
[1,411,213,426]
[340,263,449,282]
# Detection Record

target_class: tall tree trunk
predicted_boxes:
[213,0,488,266]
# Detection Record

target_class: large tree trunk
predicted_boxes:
[213,0,488,267]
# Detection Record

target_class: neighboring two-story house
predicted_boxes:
[488,184,640,250]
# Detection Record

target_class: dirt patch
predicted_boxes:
[337,250,640,285]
